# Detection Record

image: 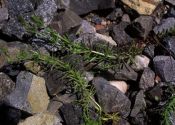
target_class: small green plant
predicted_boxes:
[161,96,175,125]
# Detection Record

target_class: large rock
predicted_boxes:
[112,22,133,46]
[56,0,115,15]
[0,72,15,103]
[163,36,175,56]
[165,0,175,6]
[126,16,153,39]
[153,56,175,82]
[121,0,161,15]
[139,68,155,90]
[0,0,8,29]
[92,77,131,118]
[5,71,49,114]
[18,112,62,125]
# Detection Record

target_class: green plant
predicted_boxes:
[161,96,175,125]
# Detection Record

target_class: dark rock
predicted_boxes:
[153,17,175,35]
[122,14,131,23]
[126,16,153,39]
[5,71,32,112]
[130,90,146,117]
[163,36,175,56]
[139,68,155,90]
[115,118,130,125]
[165,0,175,5]
[106,8,123,21]
[56,0,115,15]
[57,9,82,33]
[143,44,155,59]
[91,15,102,25]
[113,64,138,81]
[0,72,15,102]
[44,70,68,96]
[0,2,8,29]
[60,103,84,125]
[147,85,163,102]
[111,22,133,46]
[153,56,175,82]
[130,112,147,125]
[92,77,131,118]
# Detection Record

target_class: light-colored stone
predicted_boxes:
[27,74,49,113]
[24,61,41,74]
[95,33,117,46]
[109,81,128,94]
[132,55,150,71]
[121,0,161,15]
[18,112,62,125]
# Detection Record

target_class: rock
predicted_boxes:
[95,33,117,46]
[113,64,138,81]
[116,118,130,125]
[109,81,128,94]
[44,70,67,96]
[0,51,6,68]
[34,0,57,25]
[163,36,175,56]
[147,85,163,101]
[0,2,8,29]
[83,71,94,82]
[76,20,96,35]
[24,61,41,74]
[122,14,131,23]
[48,94,76,114]
[130,112,147,125]
[106,8,123,21]
[5,71,49,114]
[121,0,161,15]
[132,55,150,71]
[56,0,115,15]
[91,15,102,25]
[92,77,131,118]
[60,103,84,125]
[139,68,155,90]
[165,0,175,6]
[111,22,133,46]
[153,17,175,35]
[153,56,175,82]
[18,112,62,125]
[126,16,153,39]
[57,9,82,33]
[143,44,155,59]
[130,90,146,117]
[0,72,15,102]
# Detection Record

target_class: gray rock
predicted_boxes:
[55,0,115,15]
[153,17,175,35]
[0,5,8,29]
[143,44,155,59]
[5,71,49,114]
[126,16,153,39]
[165,0,175,5]
[112,22,133,46]
[34,0,57,24]
[0,72,15,102]
[92,77,131,118]
[153,56,175,82]
[113,64,138,81]
[106,8,123,21]
[56,9,82,33]
[130,90,146,117]
[60,103,84,125]
[139,68,155,90]
[0,51,6,68]
[163,36,175,56]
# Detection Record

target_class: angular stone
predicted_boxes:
[0,51,6,69]
[18,112,62,125]
[165,0,175,6]
[5,71,49,114]
[163,36,175,56]
[121,0,161,15]
[0,4,8,29]
[56,0,115,15]
[24,61,41,74]
[126,16,153,39]
[153,56,175,82]
[113,64,138,81]
[112,22,133,46]
[92,77,131,118]
[0,72,15,102]
[130,90,146,117]
[106,8,123,21]
[143,44,155,59]
[60,103,83,125]
[139,68,155,90]
[132,55,150,71]
[153,17,175,35]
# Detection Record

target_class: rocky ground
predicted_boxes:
[1,0,175,125]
